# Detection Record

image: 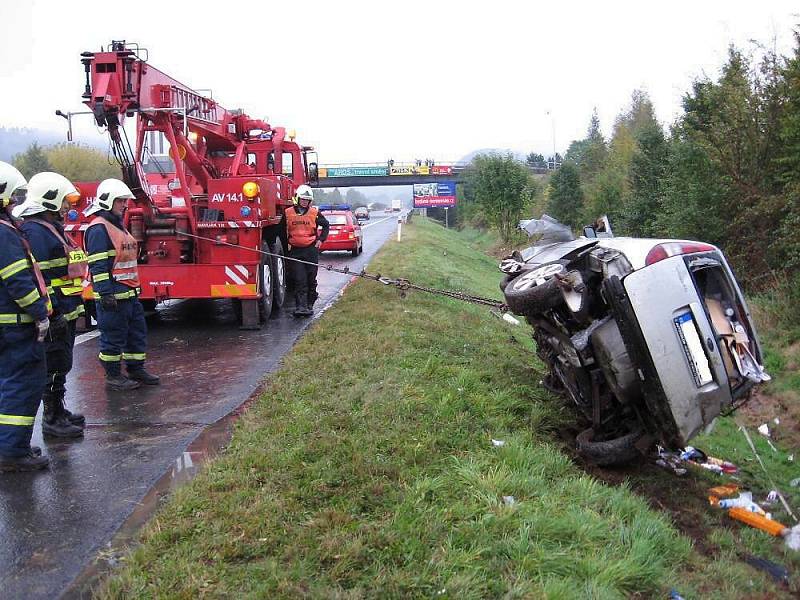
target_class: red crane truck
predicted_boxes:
[62,41,318,328]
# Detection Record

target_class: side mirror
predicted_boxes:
[583,226,597,238]
[308,162,319,183]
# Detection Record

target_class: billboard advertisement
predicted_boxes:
[431,165,453,175]
[390,165,415,175]
[325,166,388,177]
[413,181,457,208]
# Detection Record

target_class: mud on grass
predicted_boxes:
[97,219,794,598]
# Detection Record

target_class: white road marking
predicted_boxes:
[75,330,101,345]
[361,216,394,230]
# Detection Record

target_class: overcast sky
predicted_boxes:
[1,1,798,164]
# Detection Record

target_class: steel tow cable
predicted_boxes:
[176,230,509,311]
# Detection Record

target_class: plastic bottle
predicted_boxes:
[717,492,767,515]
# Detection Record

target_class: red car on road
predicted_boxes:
[319,207,363,256]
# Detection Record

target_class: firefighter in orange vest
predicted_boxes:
[0,162,52,472]
[84,179,160,391]
[281,185,329,317]
[14,172,87,438]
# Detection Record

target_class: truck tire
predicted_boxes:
[576,427,643,466]
[258,241,275,322]
[269,238,286,313]
[502,261,568,316]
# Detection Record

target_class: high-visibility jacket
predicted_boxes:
[0,217,51,324]
[21,218,87,322]
[285,206,320,248]
[86,214,140,299]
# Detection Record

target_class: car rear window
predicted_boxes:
[326,214,348,225]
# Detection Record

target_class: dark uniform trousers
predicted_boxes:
[43,319,76,404]
[96,297,147,376]
[288,245,319,308]
[0,325,46,457]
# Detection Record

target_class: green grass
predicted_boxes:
[98,218,793,599]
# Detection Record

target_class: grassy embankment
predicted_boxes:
[99,218,793,598]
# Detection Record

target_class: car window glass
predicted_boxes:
[326,214,347,225]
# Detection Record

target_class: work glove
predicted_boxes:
[99,295,118,311]
[48,314,68,335]
[35,319,50,343]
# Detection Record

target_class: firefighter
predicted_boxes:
[14,172,87,438]
[84,179,160,390]
[0,162,52,472]
[281,184,329,317]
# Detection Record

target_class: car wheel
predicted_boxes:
[576,427,643,466]
[502,260,568,315]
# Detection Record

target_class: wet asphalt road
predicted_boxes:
[0,213,399,599]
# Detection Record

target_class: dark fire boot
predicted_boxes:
[128,368,160,386]
[106,374,141,391]
[42,398,84,438]
[0,451,49,472]
[293,299,309,317]
[61,407,86,427]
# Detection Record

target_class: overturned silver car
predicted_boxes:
[500,215,769,465]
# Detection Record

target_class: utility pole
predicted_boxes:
[546,110,557,169]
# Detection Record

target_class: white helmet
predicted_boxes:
[0,162,27,208]
[85,178,134,216]
[294,184,314,205]
[13,171,79,218]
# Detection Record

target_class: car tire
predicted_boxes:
[499,273,518,293]
[576,427,643,466]
[351,245,359,257]
[269,238,286,314]
[502,260,568,316]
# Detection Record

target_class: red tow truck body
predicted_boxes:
[66,41,318,325]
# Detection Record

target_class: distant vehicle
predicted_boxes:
[354,206,370,222]
[391,199,402,212]
[500,214,769,465]
[318,207,363,256]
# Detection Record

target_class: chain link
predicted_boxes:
[179,231,508,311]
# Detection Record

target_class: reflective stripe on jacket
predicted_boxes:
[26,218,88,296]
[0,219,52,321]
[286,206,319,248]
[87,216,140,290]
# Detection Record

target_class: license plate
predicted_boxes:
[674,311,713,386]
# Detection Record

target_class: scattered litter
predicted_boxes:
[784,524,800,550]
[680,446,707,462]
[655,449,687,476]
[717,492,768,516]
[656,457,687,476]
[766,490,780,505]
[790,478,800,488]
[502,313,521,326]
[728,507,782,534]
[491,439,506,447]
[789,454,794,462]
[739,425,798,522]
[743,555,790,585]
[668,590,686,600]
[774,417,781,426]
[708,483,740,498]
[758,423,771,438]
[502,495,516,506]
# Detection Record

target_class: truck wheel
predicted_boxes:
[576,427,643,466]
[258,241,275,322]
[502,260,568,316]
[269,238,286,313]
